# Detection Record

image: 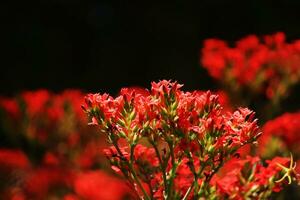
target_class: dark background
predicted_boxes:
[2,0,300,95]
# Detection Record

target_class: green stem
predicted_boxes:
[198,155,224,197]
[186,152,199,199]
[119,166,140,199]
[166,161,180,200]
[149,139,168,197]
[182,185,194,200]
[166,140,181,200]
[146,179,154,200]
[114,143,151,200]
[169,141,175,166]
[128,163,151,200]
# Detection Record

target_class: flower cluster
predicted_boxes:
[0,90,130,199]
[214,156,297,199]
[259,112,300,159]
[83,80,296,199]
[201,32,300,103]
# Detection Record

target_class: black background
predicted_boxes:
[2,0,300,95]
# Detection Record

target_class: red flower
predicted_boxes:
[134,144,159,167]
[74,170,129,200]
[0,149,30,169]
[22,90,51,117]
[0,98,20,119]
[24,167,73,199]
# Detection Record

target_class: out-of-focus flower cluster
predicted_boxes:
[201,32,300,105]
[83,80,296,200]
[0,90,130,200]
[259,112,300,161]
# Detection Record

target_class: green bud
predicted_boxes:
[171,101,178,110]
[117,119,126,127]
[129,110,136,121]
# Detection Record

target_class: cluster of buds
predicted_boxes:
[83,80,297,199]
[201,32,300,105]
